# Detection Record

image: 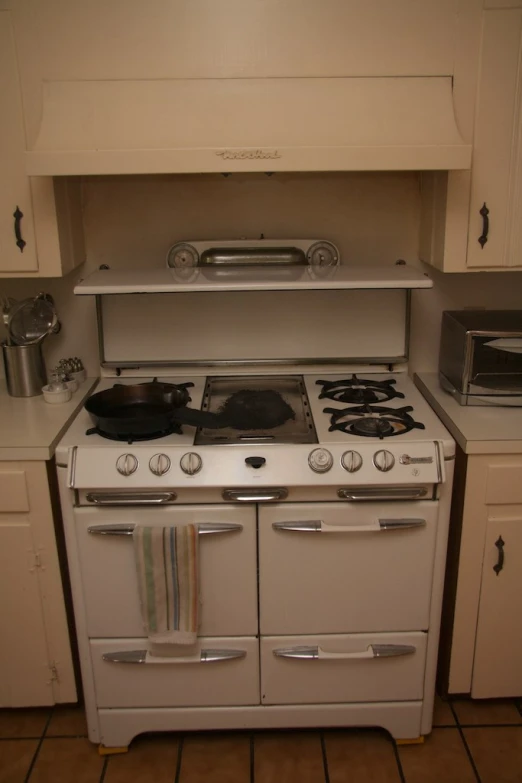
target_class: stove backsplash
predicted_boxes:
[1,171,521,379]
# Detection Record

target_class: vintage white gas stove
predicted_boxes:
[56,239,455,750]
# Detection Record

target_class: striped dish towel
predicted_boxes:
[133,525,199,647]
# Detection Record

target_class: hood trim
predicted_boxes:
[26,75,471,175]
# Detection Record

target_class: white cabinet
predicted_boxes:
[0,11,85,278]
[0,461,76,706]
[445,453,522,697]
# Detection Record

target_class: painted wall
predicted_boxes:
[0,172,520,378]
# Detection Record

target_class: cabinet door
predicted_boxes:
[466,9,522,269]
[0,12,38,272]
[471,517,522,697]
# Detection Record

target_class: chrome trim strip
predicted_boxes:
[88,522,243,536]
[222,488,288,502]
[435,441,443,483]
[337,486,428,501]
[67,446,78,488]
[100,356,408,369]
[85,492,177,505]
[102,649,247,664]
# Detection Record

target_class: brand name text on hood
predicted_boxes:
[215,149,281,160]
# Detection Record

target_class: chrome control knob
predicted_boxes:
[341,450,363,473]
[373,449,395,472]
[180,452,203,476]
[308,448,333,473]
[116,453,138,477]
[149,453,171,476]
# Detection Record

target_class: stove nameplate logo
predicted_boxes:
[215,149,282,160]
[399,454,433,465]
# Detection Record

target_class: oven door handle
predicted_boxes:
[273,644,416,660]
[337,487,429,501]
[273,518,426,533]
[102,649,247,664]
[222,488,288,502]
[87,522,244,537]
[86,492,177,505]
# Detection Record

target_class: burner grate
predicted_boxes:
[316,375,405,405]
[85,424,182,444]
[324,404,425,439]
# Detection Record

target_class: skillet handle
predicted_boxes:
[171,407,230,429]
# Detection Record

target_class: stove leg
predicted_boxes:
[396,736,425,745]
[98,745,129,756]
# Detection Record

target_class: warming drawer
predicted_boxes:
[261,632,427,705]
[91,637,260,708]
[259,502,438,635]
[75,505,257,637]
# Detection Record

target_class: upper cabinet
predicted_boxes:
[0,10,85,278]
[421,4,522,272]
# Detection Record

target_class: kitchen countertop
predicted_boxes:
[0,378,98,461]
[414,373,522,455]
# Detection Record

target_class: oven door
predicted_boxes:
[259,501,438,635]
[75,504,257,637]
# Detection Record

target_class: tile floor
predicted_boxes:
[1,698,522,783]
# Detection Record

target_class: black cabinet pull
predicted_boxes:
[478,202,489,249]
[493,535,505,576]
[13,206,26,253]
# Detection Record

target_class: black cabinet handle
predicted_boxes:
[493,535,505,576]
[478,202,489,249]
[13,206,26,253]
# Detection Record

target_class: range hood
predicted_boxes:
[26,75,471,176]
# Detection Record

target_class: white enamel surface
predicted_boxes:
[260,632,427,705]
[90,637,260,708]
[415,372,522,453]
[258,502,437,635]
[74,265,433,294]
[76,505,257,637]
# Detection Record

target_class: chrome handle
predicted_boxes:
[273,644,416,660]
[337,487,428,501]
[102,649,246,664]
[88,522,243,537]
[222,488,288,502]
[85,492,177,505]
[273,518,426,533]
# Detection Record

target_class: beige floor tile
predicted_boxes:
[464,727,522,783]
[432,694,456,727]
[0,709,50,739]
[398,728,476,783]
[29,737,104,783]
[325,729,401,783]
[453,698,522,726]
[0,739,38,783]
[255,731,324,783]
[46,705,88,737]
[105,734,179,783]
[180,732,250,783]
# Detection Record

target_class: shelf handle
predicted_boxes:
[493,535,505,576]
[478,202,489,248]
[13,206,26,253]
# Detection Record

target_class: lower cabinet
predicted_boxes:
[445,451,522,697]
[0,461,76,706]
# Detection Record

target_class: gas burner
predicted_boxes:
[324,405,426,439]
[316,375,405,405]
[85,425,182,444]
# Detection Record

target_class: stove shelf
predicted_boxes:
[74,265,433,295]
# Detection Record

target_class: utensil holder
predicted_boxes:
[2,342,47,397]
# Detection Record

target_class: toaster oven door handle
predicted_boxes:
[272,518,426,533]
[87,522,244,537]
[102,649,247,664]
[85,492,176,505]
[337,487,428,501]
[222,488,288,502]
[273,644,416,660]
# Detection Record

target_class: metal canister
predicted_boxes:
[1,342,47,397]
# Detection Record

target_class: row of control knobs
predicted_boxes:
[116,452,202,477]
[308,448,395,473]
[116,449,396,477]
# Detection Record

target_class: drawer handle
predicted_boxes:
[13,206,26,252]
[86,492,177,505]
[102,649,246,664]
[478,202,489,248]
[223,488,288,502]
[88,522,244,537]
[273,518,426,533]
[273,644,416,660]
[493,535,505,576]
[337,487,428,501]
